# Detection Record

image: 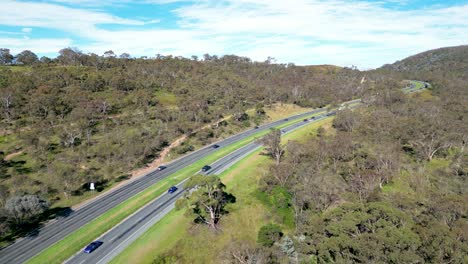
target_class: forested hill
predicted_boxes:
[380,45,468,80]
[0,49,372,214]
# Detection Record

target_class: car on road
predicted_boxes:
[303,118,308,122]
[84,241,103,253]
[212,144,220,149]
[201,165,212,172]
[168,186,178,194]
[254,126,259,129]
[157,165,167,171]
[284,118,289,121]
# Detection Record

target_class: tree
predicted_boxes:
[103,50,116,58]
[176,175,235,230]
[258,128,284,165]
[119,52,131,59]
[15,50,38,65]
[5,195,49,224]
[258,223,283,247]
[0,185,9,207]
[0,48,13,65]
[57,47,82,65]
[40,56,52,64]
[0,88,14,122]
[333,108,360,132]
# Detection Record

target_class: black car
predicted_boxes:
[254,126,259,129]
[212,144,220,149]
[157,165,167,171]
[284,118,289,121]
[201,165,212,172]
[84,241,103,253]
[303,118,308,122]
[168,186,178,194]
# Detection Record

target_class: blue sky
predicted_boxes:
[1,0,467,68]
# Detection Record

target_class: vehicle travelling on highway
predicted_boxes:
[201,165,212,172]
[212,144,220,149]
[168,186,178,194]
[303,118,308,122]
[157,165,167,171]
[83,241,103,253]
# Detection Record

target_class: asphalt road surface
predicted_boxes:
[0,100,338,264]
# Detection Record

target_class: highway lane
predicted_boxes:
[65,180,187,264]
[0,100,335,264]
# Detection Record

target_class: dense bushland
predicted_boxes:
[0,48,369,242]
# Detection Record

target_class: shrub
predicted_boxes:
[258,223,283,247]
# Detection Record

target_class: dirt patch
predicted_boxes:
[4,150,23,161]
[72,115,230,210]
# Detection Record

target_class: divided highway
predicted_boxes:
[66,109,341,264]
[0,100,337,264]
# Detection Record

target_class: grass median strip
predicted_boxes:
[27,110,328,264]
[110,116,334,263]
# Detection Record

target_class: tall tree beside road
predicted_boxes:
[176,175,235,230]
[4,195,49,225]
[258,128,284,165]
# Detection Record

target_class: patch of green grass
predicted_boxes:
[110,209,189,264]
[0,134,20,153]
[155,90,178,107]
[0,66,31,72]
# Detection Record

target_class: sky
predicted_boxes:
[1,0,467,68]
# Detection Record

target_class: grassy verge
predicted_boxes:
[110,117,333,263]
[27,110,328,264]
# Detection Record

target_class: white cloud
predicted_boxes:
[1,0,467,68]
[0,37,73,54]
[21,27,33,33]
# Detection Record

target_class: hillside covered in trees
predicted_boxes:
[0,45,466,262]
[0,48,373,242]
[199,47,466,263]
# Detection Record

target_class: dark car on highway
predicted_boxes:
[168,186,178,194]
[212,144,220,149]
[201,165,212,172]
[157,165,167,171]
[303,118,308,122]
[84,241,103,253]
